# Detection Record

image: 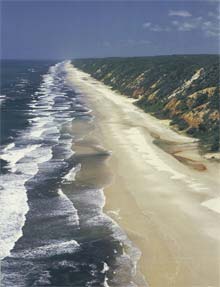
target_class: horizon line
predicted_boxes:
[1,53,220,61]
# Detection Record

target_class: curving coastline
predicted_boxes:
[66,62,220,287]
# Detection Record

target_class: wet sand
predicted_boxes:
[66,63,220,287]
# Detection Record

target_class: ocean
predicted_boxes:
[0,60,141,287]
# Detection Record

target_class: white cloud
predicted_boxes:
[172,17,202,31]
[143,9,220,38]
[170,15,220,37]
[169,10,192,17]
[143,22,152,28]
[202,21,220,37]
[177,23,195,31]
[143,22,171,32]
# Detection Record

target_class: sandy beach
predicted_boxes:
[66,62,220,287]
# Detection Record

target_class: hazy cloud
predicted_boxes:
[143,8,220,38]
[120,39,152,46]
[171,17,202,31]
[202,20,220,37]
[143,22,171,32]
[143,22,152,28]
[171,14,220,37]
[208,9,220,20]
[102,39,152,48]
[169,10,192,17]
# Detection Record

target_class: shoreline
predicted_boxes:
[68,114,147,287]
[66,63,220,287]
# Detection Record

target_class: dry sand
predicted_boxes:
[66,62,220,287]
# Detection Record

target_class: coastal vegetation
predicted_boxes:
[73,55,220,152]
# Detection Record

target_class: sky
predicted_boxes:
[1,0,220,59]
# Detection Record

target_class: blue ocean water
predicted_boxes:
[0,60,141,287]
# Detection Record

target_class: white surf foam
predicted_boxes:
[64,164,81,182]
[0,94,7,105]
[81,188,146,286]
[0,174,29,260]
[0,142,54,260]
[0,61,78,261]
[101,262,110,273]
[104,276,110,287]
[2,142,15,152]
[30,146,53,164]
[10,240,80,259]
[57,189,80,226]
[1,144,41,172]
